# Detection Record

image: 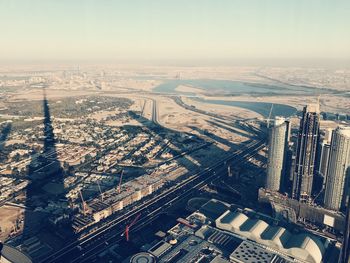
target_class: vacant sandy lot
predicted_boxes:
[195,94,350,115]
[182,96,262,119]
[0,206,23,241]
[175,85,204,94]
[8,88,99,101]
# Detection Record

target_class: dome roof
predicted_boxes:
[130,252,156,263]
[0,243,32,263]
[215,210,325,263]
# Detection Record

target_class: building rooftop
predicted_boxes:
[306,104,320,113]
[338,126,350,137]
[158,235,222,263]
[274,116,286,126]
[198,198,230,221]
[130,199,336,263]
[230,241,279,263]
[216,210,326,263]
[0,243,32,263]
[130,252,156,263]
[210,256,230,263]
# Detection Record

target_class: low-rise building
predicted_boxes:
[130,199,338,263]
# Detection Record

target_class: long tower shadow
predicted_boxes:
[0,122,12,163]
[0,122,12,144]
[20,87,74,262]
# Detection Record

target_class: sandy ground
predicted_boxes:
[153,95,250,147]
[1,66,348,243]
[5,75,348,115]
[97,93,252,149]
[182,96,262,119]
[156,96,207,131]
[257,67,350,91]
[8,88,100,101]
[109,79,163,92]
[89,109,122,121]
[2,65,349,91]
[195,94,350,115]
[0,206,23,241]
[3,84,346,153]
[175,85,204,94]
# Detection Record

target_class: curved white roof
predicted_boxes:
[285,234,325,263]
[215,210,325,263]
[261,226,290,248]
[249,220,269,236]
[228,211,249,228]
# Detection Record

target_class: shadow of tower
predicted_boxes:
[21,87,71,261]
[0,122,12,162]
[0,122,12,144]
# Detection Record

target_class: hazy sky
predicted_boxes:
[1,0,350,64]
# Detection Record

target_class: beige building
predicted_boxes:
[266,117,289,192]
[324,126,350,211]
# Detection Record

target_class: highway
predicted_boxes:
[171,96,230,122]
[41,139,264,263]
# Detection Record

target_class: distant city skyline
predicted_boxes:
[1,0,350,65]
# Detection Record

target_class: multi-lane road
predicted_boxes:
[41,139,264,263]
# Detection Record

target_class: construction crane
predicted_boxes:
[79,189,88,215]
[311,188,324,205]
[97,181,103,201]
[118,170,124,194]
[266,103,274,128]
[122,213,141,242]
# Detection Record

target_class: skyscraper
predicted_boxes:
[292,104,320,202]
[339,195,350,263]
[319,142,331,186]
[324,127,350,211]
[266,117,289,192]
[317,128,333,188]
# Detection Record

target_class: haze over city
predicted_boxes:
[1,0,350,65]
[0,1,350,263]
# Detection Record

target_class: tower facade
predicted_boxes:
[324,127,350,211]
[292,104,320,201]
[266,117,289,192]
[319,142,331,187]
[317,128,333,187]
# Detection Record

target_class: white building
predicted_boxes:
[324,126,350,211]
[215,210,326,263]
[266,117,289,192]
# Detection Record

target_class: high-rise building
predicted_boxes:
[324,127,350,211]
[324,128,333,143]
[339,195,350,263]
[292,104,320,202]
[318,141,331,187]
[266,117,289,192]
[316,128,333,187]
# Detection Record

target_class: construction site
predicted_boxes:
[123,199,339,263]
[72,171,164,233]
[258,188,346,236]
